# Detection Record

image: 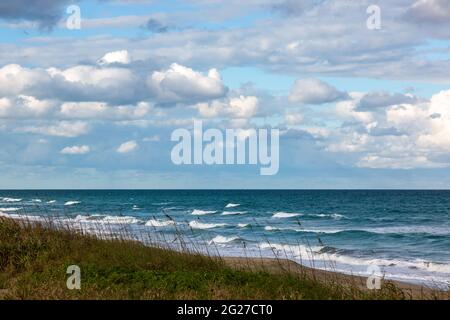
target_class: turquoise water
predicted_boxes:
[1,190,449,287]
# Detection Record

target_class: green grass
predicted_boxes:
[0,218,438,300]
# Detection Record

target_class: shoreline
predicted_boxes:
[222,256,448,299]
[1,217,448,300]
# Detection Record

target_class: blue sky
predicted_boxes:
[1,0,450,189]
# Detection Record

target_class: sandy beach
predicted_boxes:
[223,257,449,300]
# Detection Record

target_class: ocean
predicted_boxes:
[1,190,449,288]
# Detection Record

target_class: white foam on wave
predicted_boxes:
[189,221,227,229]
[365,226,450,236]
[145,219,175,227]
[264,226,358,234]
[300,226,450,236]
[237,223,250,228]
[73,214,140,224]
[132,205,140,210]
[0,212,44,222]
[64,201,81,206]
[308,213,347,220]
[272,212,301,219]
[222,211,247,215]
[0,207,21,212]
[191,209,217,215]
[225,203,240,208]
[47,200,56,204]
[32,199,42,203]
[264,226,302,232]
[300,228,345,234]
[73,214,105,222]
[209,235,240,244]
[101,216,141,224]
[259,242,450,276]
[1,197,22,202]
[263,225,450,236]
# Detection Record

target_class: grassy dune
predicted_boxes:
[0,218,446,300]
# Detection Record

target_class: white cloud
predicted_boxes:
[0,64,49,97]
[0,95,56,118]
[327,89,450,169]
[284,112,303,125]
[59,101,150,120]
[97,50,131,65]
[20,121,89,137]
[148,63,227,103]
[289,78,348,104]
[47,65,135,88]
[60,145,90,155]
[117,140,138,153]
[196,95,258,119]
[0,62,139,105]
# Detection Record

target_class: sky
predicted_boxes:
[1,0,450,189]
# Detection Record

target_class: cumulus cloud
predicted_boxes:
[147,63,227,104]
[97,50,131,65]
[326,89,450,169]
[289,78,348,104]
[60,145,90,155]
[0,95,56,118]
[196,95,258,119]
[0,57,230,107]
[117,140,138,153]
[0,62,140,105]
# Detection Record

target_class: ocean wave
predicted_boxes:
[189,221,227,229]
[272,212,302,219]
[32,199,42,203]
[74,214,105,221]
[264,226,356,234]
[364,226,450,236]
[307,213,347,220]
[264,226,302,232]
[0,207,21,212]
[237,223,250,228]
[132,205,140,210]
[64,201,81,206]
[1,197,22,202]
[222,211,247,215]
[209,235,240,244]
[0,212,44,222]
[145,219,175,227]
[191,209,217,215]
[47,200,56,204]
[225,203,240,208]
[264,226,450,236]
[259,242,450,275]
[73,215,141,224]
[100,216,141,224]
